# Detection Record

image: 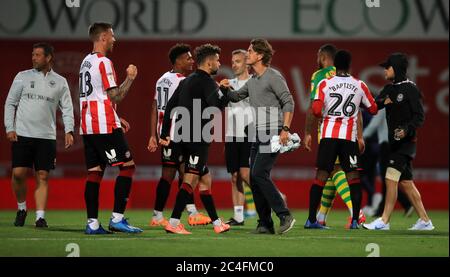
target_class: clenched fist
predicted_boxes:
[219,79,230,88]
[303,134,312,152]
[6,131,17,142]
[126,64,138,80]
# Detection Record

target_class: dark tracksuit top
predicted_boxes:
[160,69,226,144]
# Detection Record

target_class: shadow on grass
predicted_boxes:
[37,226,84,233]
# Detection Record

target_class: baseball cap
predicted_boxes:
[379,53,408,69]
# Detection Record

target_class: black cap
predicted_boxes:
[379,53,408,69]
[379,52,409,82]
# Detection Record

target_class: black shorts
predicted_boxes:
[11,136,56,171]
[161,142,183,168]
[316,138,360,173]
[180,142,209,176]
[388,152,413,181]
[225,139,251,173]
[82,128,133,169]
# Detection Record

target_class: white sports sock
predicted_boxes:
[186,204,198,216]
[349,208,353,217]
[316,212,326,223]
[18,201,27,211]
[153,210,163,220]
[212,218,222,227]
[88,218,99,230]
[111,212,124,223]
[169,218,180,227]
[36,210,45,221]
[234,205,244,223]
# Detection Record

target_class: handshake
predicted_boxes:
[270,133,301,153]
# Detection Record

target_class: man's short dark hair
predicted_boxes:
[168,43,191,65]
[250,38,274,66]
[319,44,337,59]
[194,44,221,66]
[88,22,112,41]
[334,50,352,71]
[33,42,54,59]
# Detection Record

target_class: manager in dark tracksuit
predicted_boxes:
[363,53,434,231]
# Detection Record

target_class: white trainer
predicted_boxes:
[408,219,435,230]
[362,217,390,230]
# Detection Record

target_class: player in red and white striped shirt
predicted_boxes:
[79,50,121,135]
[313,67,377,142]
[305,50,378,229]
[146,44,212,227]
[79,22,141,234]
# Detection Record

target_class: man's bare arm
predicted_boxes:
[147,99,159,152]
[107,64,137,103]
[357,110,365,154]
[304,106,317,136]
[357,110,363,140]
[150,99,157,138]
[303,100,318,151]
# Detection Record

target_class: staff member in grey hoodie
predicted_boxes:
[4,43,74,228]
[220,39,296,235]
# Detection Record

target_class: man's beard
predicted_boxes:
[33,64,43,71]
[210,69,218,75]
[246,60,255,67]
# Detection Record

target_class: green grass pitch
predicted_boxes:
[0,210,447,257]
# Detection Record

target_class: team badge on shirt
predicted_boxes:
[107,73,115,85]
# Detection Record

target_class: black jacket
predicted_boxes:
[376,53,425,157]
[160,69,227,144]
[376,60,424,156]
